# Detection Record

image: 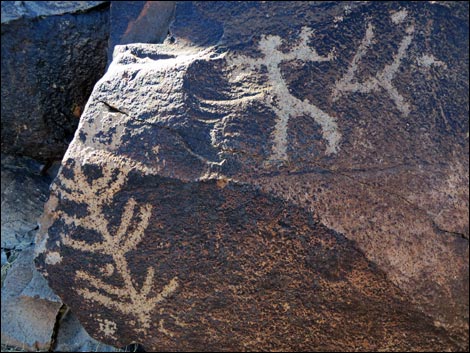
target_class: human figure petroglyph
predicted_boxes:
[227,27,341,162]
[51,161,178,334]
[225,12,448,165]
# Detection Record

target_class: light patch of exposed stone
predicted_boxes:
[45,251,62,265]
[97,318,117,339]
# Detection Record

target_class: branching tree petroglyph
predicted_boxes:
[54,161,178,335]
[227,27,341,163]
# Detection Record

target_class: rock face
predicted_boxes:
[1,155,51,250]
[1,1,109,161]
[107,1,175,65]
[1,246,63,351]
[36,1,469,351]
[54,309,118,352]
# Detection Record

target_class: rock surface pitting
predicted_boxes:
[1,1,109,161]
[36,1,469,351]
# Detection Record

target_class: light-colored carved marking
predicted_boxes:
[97,318,117,339]
[56,159,178,330]
[332,21,415,117]
[158,319,174,337]
[227,27,341,162]
[333,16,344,24]
[416,54,447,69]
[101,263,115,277]
[391,9,408,24]
[45,251,62,265]
[169,313,189,328]
[331,23,374,100]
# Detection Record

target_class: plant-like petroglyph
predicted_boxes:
[53,160,178,333]
[227,27,341,162]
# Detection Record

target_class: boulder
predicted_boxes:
[35,1,469,351]
[107,1,175,65]
[1,1,108,23]
[1,1,109,161]
[54,309,118,352]
[1,247,62,351]
[1,155,51,250]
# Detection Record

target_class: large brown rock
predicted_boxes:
[1,1,109,161]
[35,1,469,351]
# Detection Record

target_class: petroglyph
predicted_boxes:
[227,27,341,162]
[97,318,117,339]
[391,9,408,24]
[416,54,447,69]
[45,251,62,265]
[331,19,415,117]
[52,160,178,332]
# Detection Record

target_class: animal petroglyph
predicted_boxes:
[330,9,450,119]
[228,27,341,162]
[331,19,415,117]
[52,161,178,333]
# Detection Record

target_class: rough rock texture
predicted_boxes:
[1,155,51,250]
[1,250,7,266]
[36,1,469,351]
[55,310,118,352]
[0,1,107,23]
[107,1,175,65]
[0,155,119,351]
[1,1,109,161]
[1,247,63,351]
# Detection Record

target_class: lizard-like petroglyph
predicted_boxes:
[331,21,415,116]
[227,27,341,162]
[332,9,419,117]
[48,159,178,334]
